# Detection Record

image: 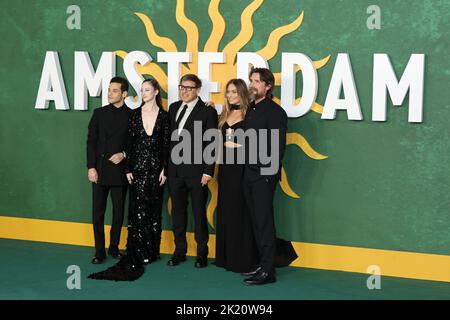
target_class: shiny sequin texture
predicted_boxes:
[88,107,170,281]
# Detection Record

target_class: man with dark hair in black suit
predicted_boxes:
[86,77,131,264]
[241,68,288,285]
[167,74,218,268]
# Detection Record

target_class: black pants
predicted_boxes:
[168,176,209,258]
[92,183,127,258]
[243,174,278,275]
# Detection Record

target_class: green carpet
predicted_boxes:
[1,239,449,300]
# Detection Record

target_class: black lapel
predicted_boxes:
[183,98,203,131]
[170,101,183,126]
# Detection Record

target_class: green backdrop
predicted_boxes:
[1,0,449,255]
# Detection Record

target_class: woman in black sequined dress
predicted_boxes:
[88,79,170,281]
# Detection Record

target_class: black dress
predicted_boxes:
[88,107,170,281]
[215,121,259,273]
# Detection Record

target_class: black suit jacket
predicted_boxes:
[244,97,288,182]
[168,98,218,179]
[86,103,131,186]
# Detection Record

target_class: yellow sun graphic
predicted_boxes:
[116,0,328,228]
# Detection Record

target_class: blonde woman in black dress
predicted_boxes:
[214,79,258,273]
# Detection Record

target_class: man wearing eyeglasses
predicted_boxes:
[167,74,218,269]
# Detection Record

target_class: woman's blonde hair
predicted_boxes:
[218,79,249,129]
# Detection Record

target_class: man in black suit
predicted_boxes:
[241,68,288,285]
[167,74,218,268]
[86,77,131,264]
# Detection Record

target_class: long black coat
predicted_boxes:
[86,103,131,186]
[244,97,288,182]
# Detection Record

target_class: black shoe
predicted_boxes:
[241,266,262,277]
[108,250,123,259]
[91,256,105,264]
[194,257,208,268]
[167,255,186,266]
[243,271,276,285]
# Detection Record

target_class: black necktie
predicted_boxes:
[175,104,188,129]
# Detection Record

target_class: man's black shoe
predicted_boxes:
[194,257,208,268]
[91,256,105,264]
[241,266,262,277]
[167,255,186,266]
[108,250,123,259]
[243,272,276,285]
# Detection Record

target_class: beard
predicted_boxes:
[249,88,263,101]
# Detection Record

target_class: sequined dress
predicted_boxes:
[88,107,170,281]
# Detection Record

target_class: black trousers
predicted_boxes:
[168,176,209,258]
[92,183,127,258]
[243,174,278,275]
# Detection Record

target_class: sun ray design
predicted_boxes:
[280,167,299,198]
[206,165,219,227]
[115,50,169,109]
[116,50,168,90]
[117,0,330,228]
[273,54,331,86]
[311,101,324,114]
[287,132,328,160]
[223,0,264,63]
[204,0,225,52]
[257,11,304,60]
[176,0,199,54]
[273,96,325,114]
[273,54,331,115]
[176,0,199,71]
[278,132,327,198]
[134,13,178,52]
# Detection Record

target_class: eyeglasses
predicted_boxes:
[178,85,197,92]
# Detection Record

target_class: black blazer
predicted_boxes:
[244,97,288,182]
[86,103,131,186]
[168,98,218,179]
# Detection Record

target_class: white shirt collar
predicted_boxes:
[183,97,199,109]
